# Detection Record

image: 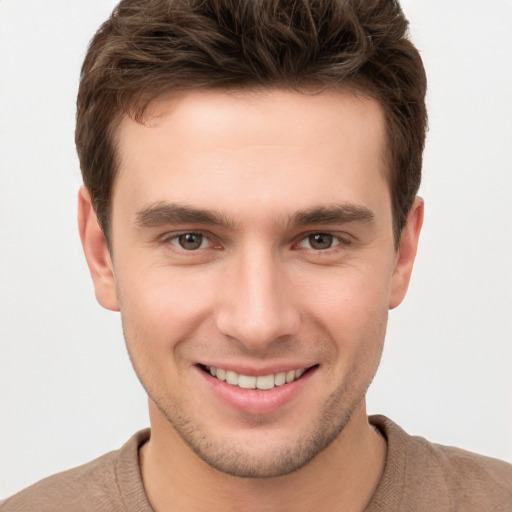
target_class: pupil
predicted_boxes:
[179,233,202,250]
[310,233,333,250]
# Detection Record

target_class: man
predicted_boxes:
[2,0,511,510]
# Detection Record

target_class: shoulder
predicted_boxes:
[426,440,512,494]
[1,451,120,512]
[369,415,512,511]
[0,430,151,512]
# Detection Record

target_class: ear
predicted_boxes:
[389,196,424,310]
[77,187,120,311]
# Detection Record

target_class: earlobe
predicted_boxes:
[77,187,120,312]
[389,197,424,310]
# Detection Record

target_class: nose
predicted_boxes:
[215,247,300,351]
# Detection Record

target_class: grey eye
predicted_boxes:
[178,233,204,250]
[308,233,334,250]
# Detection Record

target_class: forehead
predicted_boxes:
[132,87,384,151]
[113,88,389,223]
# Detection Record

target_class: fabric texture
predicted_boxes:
[2,416,511,511]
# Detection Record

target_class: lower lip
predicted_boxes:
[197,367,317,415]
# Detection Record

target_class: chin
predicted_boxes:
[152,384,360,478]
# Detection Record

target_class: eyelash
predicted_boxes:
[163,231,216,251]
[295,233,350,252]
[161,231,351,254]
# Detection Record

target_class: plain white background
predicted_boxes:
[1,0,511,498]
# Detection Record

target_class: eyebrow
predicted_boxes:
[135,202,235,229]
[290,204,375,227]
[135,202,375,229]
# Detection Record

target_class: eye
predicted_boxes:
[170,232,209,251]
[298,233,340,250]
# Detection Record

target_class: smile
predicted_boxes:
[204,365,310,390]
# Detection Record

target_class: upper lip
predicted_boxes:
[198,362,318,376]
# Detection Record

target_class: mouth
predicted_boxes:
[200,364,317,390]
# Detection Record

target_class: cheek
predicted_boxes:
[115,267,219,405]
[115,265,217,352]
[299,263,392,320]
[296,265,390,359]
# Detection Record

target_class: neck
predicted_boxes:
[140,401,386,512]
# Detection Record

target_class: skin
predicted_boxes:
[79,88,423,512]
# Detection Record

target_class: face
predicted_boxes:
[80,88,422,478]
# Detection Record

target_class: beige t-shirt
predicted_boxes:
[2,416,511,511]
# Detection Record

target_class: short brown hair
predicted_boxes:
[76,0,427,245]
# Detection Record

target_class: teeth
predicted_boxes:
[205,366,308,390]
[274,372,286,386]
[238,375,256,389]
[226,370,238,386]
[256,374,275,390]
